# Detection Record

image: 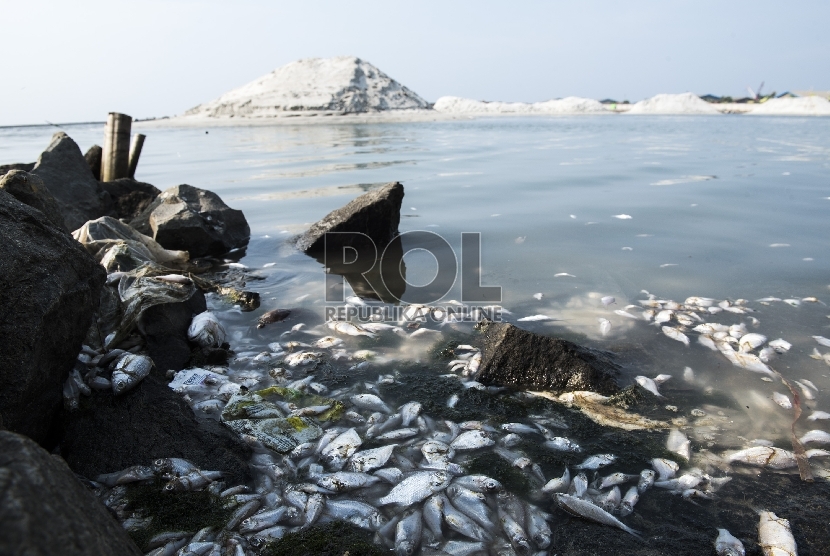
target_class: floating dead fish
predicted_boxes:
[808,411,830,421]
[727,446,830,469]
[638,469,656,493]
[187,311,226,347]
[813,335,830,347]
[377,470,451,506]
[599,472,638,490]
[662,326,690,346]
[450,430,494,451]
[772,392,792,409]
[327,320,376,337]
[573,454,616,470]
[542,468,571,494]
[614,309,638,319]
[601,296,616,306]
[517,314,555,322]
[651,458,679,481]
[758,511,797,556]
[738,333,767,352]
[257,309,291,328]
[598,318,611,336]
[799,430,830,445]
[667,429,691,461]
[554,494,641,538]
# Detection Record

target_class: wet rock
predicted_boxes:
[293,181,403,254]
[0,161,35,177]
[130,184,250,257]
[0,190,105,445]
[476,322,621,395]
[60,373,251,485]
[84,144,102,180]
[30,132,113,231]
[0,169,65,229]
[138,290,207,373]
[99,177,160,220]
[0,431,142,556]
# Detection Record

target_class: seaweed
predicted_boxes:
[261,521,385,556]
[124,479,232,551]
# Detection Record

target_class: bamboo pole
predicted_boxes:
[127,133,145,179]
[101,112,132,181]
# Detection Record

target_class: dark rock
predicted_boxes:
[84,144,102,180]
[131,184,250,257]
[137,290,207,373]
[0,431,142,556]
[0,161,35,177]
[30,132,113,231]
[99,177,160,220]
[0,169,65,229]
[0,190,105,445]
[476,322,621,395]
[60,373,251,485]
[293,181,403,254]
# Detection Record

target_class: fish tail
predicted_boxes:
[624,525,645,542]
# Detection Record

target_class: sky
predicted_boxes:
[1,0,829,126]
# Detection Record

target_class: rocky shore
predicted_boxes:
[1,129,828,556]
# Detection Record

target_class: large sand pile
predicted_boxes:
[625,92,720,115]
[433,96,608,114]
[182,57,429,118]
[748,96,830,116]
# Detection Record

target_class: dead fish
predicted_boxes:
[619,486,639,517]
[758,511,797,556]
[799,430,830,445]
[442,494,492,542]
[728,446,809,469]
[327,320,376,337]
[637,469,656,493]
[655,310,674,324]
[111,354,152,395]
[526,505,552,549]
[283,351,323,368]
[573,454,617,470]
[554,494,642,538]
[738,333,767,352]
[651,458,679,480]
[808,411,830,421]
[320,428,363,470]
[378,471,451,506]
[95,465,155,487]
[601,296,616,306]
[446,485,494,530]
[452,475,502,493]
[165,470,223,491]
[187,311,226,347]
[598,318,611,336]
[772,392,792,409]
[450,430,495,451]
[497,506,532,552]
[257,309,291,328]
[348,444,397,473]
[667,429,691,461]
[316,471,380,493]
[714,528,745,556]
[152,457,199,478]
[768,338,792,353]
[614,309,639,319]
[350,394,392,414]
[598,486,621,512]
[662,326,690,346]
[395,509,422,556]
[569,472,588,498]
[599,472,638,489]
[543,437,582,453]
[376,428,419,441]
[635,376,664,397]
[793,380,816,401]
[501,423,539,435]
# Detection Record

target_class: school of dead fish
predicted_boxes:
[67,282,830,556]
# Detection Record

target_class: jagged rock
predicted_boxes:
[84,144,102,180]
[294,181,403,254]
[30,132,112,231]
[0,170,65,229]
[0,190,105,445]
[99,177,160,220]
[60,373,251,485]
[138,290,207,373]
[0,162,34,177]
[0,431,142,556]
[476,322,621,395]
[131,184,250,257]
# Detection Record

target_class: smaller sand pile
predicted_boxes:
[625,93,720,115]
[433,96,608,114]
[748,96,830,116]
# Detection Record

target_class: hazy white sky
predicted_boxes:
[1,0,828,126]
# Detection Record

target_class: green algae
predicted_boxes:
[261,521,385,556]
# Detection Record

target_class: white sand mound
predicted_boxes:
[748,96,830,116]
[182,56,429,118]
[626,93,720,115]
[433,96,608,114]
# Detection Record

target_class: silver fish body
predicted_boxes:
[714,528,745,556]
[320,428,362,470]
[638,469,656,493]
[395,509,422,556]
[316,471,379,493]
[452,474,503,493]
[378,471,451,506]
[543,437,581,453]
[554,494,641,538]
[526,505,552,549]
[599,472,638,489]
[573,454,617,470]
[450,430,495,451]
[441,494,492,542]
[350,393,392,414]
[446,485,493,529]
[758,511,796,556]
[542,467,571,494]
[619,486,639,517]
[111,354,153,395]
[348,444,397,473]
[187,311,226,348]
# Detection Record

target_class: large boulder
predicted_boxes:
[99,177,160,220]
[131,184,250,258]
[0,190,105,445]
[84,144,102,180]
[30,132,112,231]
[294,181,403,254]
[0,170,65,229]
[60,373,251,485]
[476,322,621,395]
[0,431,142,556]
[138,290,207,373]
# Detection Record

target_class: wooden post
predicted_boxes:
[101,112,132,181]
[127,133,145,179]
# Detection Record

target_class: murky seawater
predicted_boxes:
[3,116,830,551]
